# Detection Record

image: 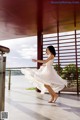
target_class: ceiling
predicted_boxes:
[0,0,80,40]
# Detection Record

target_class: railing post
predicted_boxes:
[0,55,6,111]
[8,70,11,90]
[0,46,10,112]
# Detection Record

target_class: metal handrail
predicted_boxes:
[0,45,10,54]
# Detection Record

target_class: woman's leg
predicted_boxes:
[44,84,58,103]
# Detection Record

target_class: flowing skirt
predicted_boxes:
[21,65,67,94]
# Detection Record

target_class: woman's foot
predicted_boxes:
[48,97,54,103]
[53,94,58,103]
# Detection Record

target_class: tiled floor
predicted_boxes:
[5,89,80,120]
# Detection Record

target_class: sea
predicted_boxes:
[5,75,34,90]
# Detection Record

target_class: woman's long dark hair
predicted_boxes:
[47,46,56,57]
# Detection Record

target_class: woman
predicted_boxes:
[21,46,67,103]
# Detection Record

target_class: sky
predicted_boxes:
[0,36,37,68]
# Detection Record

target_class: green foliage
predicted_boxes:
[26,87,36,90]
[54,64,63,75]
[78,67,80,80]
[62,64,76,80]
[54,64,80,80]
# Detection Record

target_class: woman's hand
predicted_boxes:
[32,59,37,62]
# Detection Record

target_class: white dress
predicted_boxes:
[21,58,67,94]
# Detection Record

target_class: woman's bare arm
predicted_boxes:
[32,55,54,64]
